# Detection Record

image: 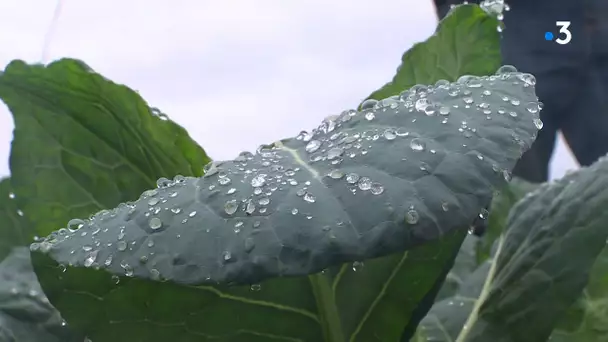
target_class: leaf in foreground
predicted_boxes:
[416,153,608,342]
[31,70,540,341]
[0,58,211,238]
[550,243,608,341]
[0,178,78,341]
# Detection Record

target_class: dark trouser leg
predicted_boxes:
[436,0,588,182]
[560,7,608,167]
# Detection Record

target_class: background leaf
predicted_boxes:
[363,4,501,104]
[416,154,608,342]
[0,178,79,341]
[476,177,538,263]
[426,177,537,311]
[0,177,29,260]
[0,58,211,238]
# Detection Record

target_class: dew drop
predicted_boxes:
[251,174,266,187]
[346,173,360,184]
[117,240,127,251]
[357,177,372,191]
[123,264,134,277]
[405,209,419,224]
[410,138,425,151]
[223,251,232,261]
[245,200,256,214]
[306,140,322,153]
[533,118,544,129]
[370,182,384,195]
[149,217,162,230]
[502,169,512,181]
[250,284,262,291]
[415,98,429,112]
[352,261,364,272]
[327,147,343,160]
[328,169,344,179]
[479,208,489,220]
[360,99,377,110]
[224,200,239,215]
[441,202,449,211]
[396,128,409,137]
[496,65,517,74]
[303,193,316,203]
[67,219,85,232]
[383,129,397,140]
[84,250,98,267]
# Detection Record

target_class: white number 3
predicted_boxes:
[555,21,572,45]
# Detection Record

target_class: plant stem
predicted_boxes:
[455,234,505,342]
[309,273,345,342]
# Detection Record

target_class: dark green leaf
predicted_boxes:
[0,177,29,260]
[34,72,540,285]
[363,4,501,104]
[477,177,538,263]
[32,69,540,341]
[416,154,608,342]
[0,58,211,238]
[429,179,537,308]
[435,235,480,302]
[0,178,80,341]
[550,245,608,341]
[0,248,83,342]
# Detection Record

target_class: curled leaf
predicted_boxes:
[32,71,541,286]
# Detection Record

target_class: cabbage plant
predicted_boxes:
[0,4,607,342]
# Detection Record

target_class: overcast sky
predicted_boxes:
[0,0,578,181]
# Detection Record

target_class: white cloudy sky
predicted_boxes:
[0,0,578,180]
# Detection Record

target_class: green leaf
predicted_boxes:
[550,245,608,341]
[416,154,608,342]
[363,4,501,104]
[0,177,29,260]
[0,178,80,341]
[429,178,537,309]
[0,58,211,238]
[435,234,481,302]
[32,69,541,341]
[0,248,82,342]
[477,177,538,263]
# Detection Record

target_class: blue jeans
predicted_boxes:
[435,0,608,182]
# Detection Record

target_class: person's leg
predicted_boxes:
[432,0,587,181]
[508,63,583,182]
[560,3,608,167]
[501,1,588,182]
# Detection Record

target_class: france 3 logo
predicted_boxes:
[544,21,572,45]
